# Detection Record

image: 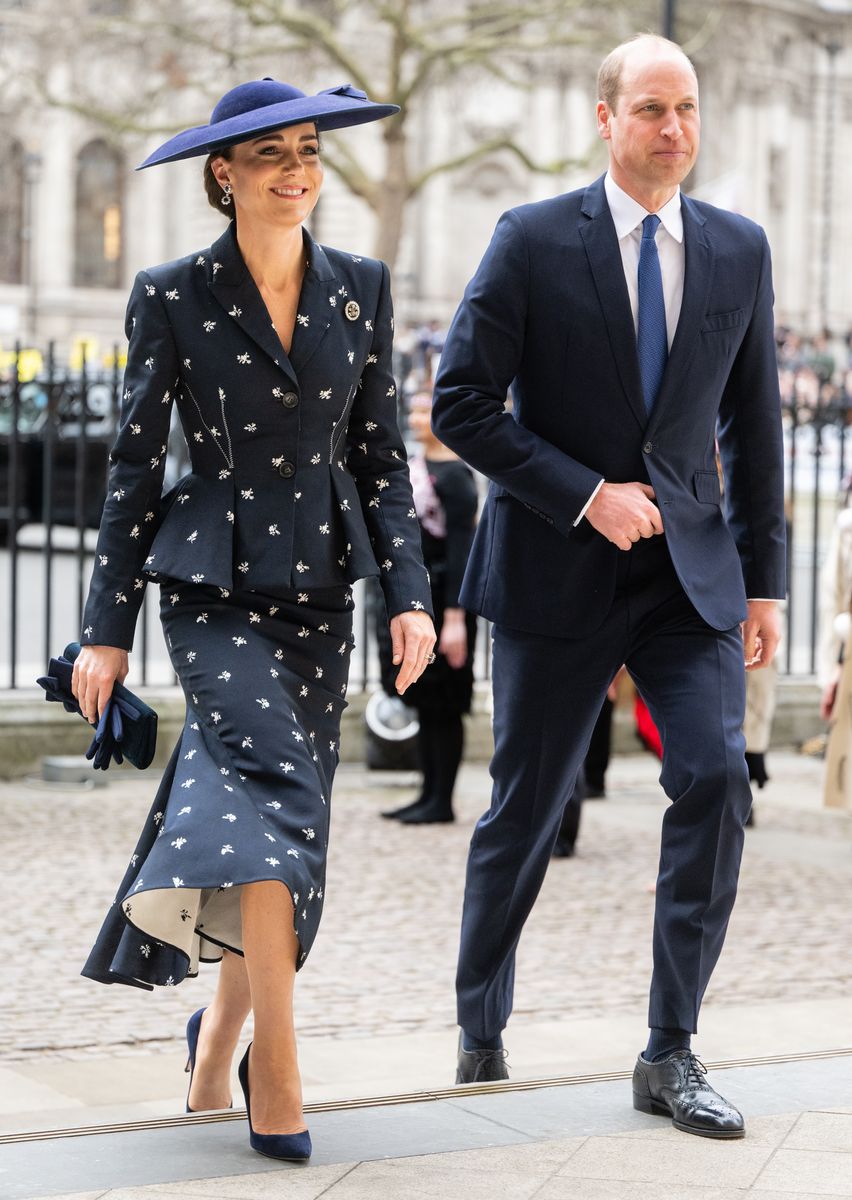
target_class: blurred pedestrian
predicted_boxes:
[70,78,435,1162]
[380,389,479,824]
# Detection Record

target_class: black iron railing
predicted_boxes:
[1,344,848,689]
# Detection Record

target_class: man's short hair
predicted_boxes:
[598,33,697,113]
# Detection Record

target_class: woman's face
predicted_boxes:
[211,122,323,230]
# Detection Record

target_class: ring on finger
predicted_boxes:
[428,652,436,665]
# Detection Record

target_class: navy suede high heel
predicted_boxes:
[184,1007,233,1114]
[184,1006,206,1113]
[237,1044,312,1161]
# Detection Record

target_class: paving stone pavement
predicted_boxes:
[2,750,850,1064]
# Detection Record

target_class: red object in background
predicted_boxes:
[634,694,663,759]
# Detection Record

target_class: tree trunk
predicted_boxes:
[372,120,408,269]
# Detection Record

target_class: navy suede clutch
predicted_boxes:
[36,642,158,770]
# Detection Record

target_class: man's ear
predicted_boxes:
[596,101,612,141]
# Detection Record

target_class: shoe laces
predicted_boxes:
[681,1052,708,1088]
[472,1047,508,1079]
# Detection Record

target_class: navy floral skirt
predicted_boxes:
[82,581,353,990]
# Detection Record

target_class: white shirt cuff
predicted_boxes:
[573,479,605,527]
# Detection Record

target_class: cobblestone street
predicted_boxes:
[3,748,850,1069]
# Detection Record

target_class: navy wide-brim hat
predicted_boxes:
[137,79,399,170]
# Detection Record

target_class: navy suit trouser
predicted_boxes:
[456,535,751,1038]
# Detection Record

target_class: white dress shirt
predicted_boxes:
[573,173,684,526]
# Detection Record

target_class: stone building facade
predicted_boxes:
[1,0,851,358]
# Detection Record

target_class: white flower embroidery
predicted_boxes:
[295,560,309,573]
[266,857,281,866]
[238,562,250,574]
[181,778,195,789]
[186,530,198,543]
[315,666,324,679]
[287,848,300,858]
[184,749,196,760]
[145,283,156,296]
[221,845,234,855]
[99,554,108,566]
[171,837,187,849]
[191,574,205,583]
[412,600,425,610]
[310,453,322,465]
[237,352,251,365]
[297,593,309,604]
[203,320,216,332]
[229,304,241,317]
[233,636,247,646]
[297,314,309,326]
[267,800,282,810]
[178,806,192,815]
[114,591,127,604]
[318,522,330,535]
[303,828,316,840]
[242,735,253,749]
[269,523,280,536]
[211,711,222,724]
[292,730,304,743]
[299,685,308,697]
[256,697,270,709]
[244,422,257,432]
[280,761,295,773]
[376,478,389,490]
[222,813,237,822]
[319,388,332,399]
[165,288,179,300]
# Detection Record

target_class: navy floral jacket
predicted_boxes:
[81,224,433,650]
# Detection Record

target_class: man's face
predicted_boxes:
[597,52,700,198]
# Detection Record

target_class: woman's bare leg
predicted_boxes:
[239,880,306,1133]
[187,947,251,1111]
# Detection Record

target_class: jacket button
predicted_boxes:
[278,461,296,478]
[281,391,299,408]
[643,441,653,454]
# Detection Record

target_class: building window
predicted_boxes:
[0,136,24,283]
[74,139,123,288]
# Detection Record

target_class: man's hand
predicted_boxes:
[741,600,781,671]
[72,645,130,724]
[438,607,468,669]
[586,482,664,550]
[390,611,437,695]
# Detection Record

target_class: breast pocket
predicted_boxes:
[701,308,745,334]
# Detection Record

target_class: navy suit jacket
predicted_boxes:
[81,224,432,652]
[432,175,786,637]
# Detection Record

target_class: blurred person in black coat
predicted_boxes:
[380,389,479,824]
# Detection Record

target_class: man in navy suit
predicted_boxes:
[432,34,786,1138]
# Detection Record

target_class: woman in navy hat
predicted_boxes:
[72,78,435,1161]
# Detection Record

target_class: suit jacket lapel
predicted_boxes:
[646,196,713,435]
[288,232,337,374]
[206,224,341,387]
[578,177,647,433]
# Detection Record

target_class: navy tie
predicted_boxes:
[637,214,668,417]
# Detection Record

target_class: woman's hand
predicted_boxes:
[72,645,130,724]
[821,666,842,721]
[438,607,468,669]
[390,611,436,695]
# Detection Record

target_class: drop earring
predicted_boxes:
[221,183,233,206]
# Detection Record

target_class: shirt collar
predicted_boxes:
[604,172,683,244]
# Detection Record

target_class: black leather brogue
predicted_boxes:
[633,1050,745,1138]
[455,1032,510,1084]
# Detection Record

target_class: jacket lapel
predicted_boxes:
[206,224,299,385]
[645,196,713,435]
[578,177,647,433]
[288,232,338,374]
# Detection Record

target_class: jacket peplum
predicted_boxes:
[82,224,433,651]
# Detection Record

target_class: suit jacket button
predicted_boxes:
[643,441,653,454]
[281,391,299,408]
[278,461,296,478]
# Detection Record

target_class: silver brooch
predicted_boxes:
[345,300,360,321]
